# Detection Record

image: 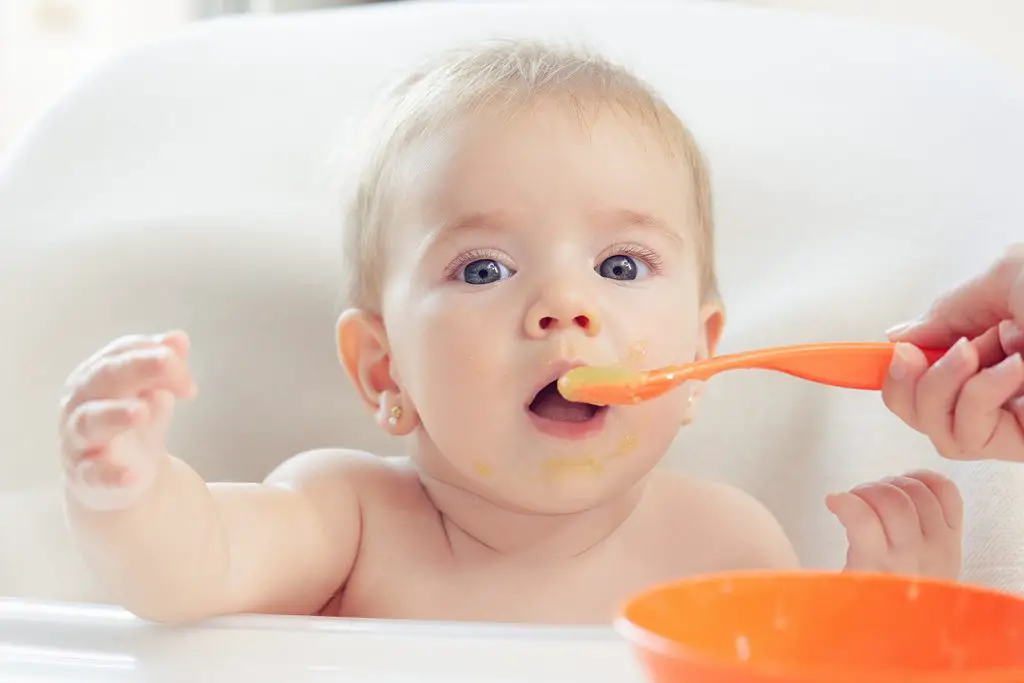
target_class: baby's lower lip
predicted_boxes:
[527,408,608,440]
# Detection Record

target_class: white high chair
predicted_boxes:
[0,2,1022,680]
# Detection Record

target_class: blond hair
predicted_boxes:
[340,40,718,312]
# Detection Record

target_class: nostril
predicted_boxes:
[573,315,590,328]
[539,316,554,330]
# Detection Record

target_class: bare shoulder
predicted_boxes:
[264,448,416,499]
[646,473,801,571]
[261,449,418,519]
[265,448,392,485]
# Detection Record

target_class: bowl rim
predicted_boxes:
[615,569,1024,683]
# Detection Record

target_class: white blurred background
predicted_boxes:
[1,0,1023,158]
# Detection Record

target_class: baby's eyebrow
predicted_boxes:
[419,210,509,251]
[418,208,684,252]
[593,208,685,248]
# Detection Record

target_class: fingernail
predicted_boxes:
[999,320,1024,352]
[886,320,917,337]
[993,352,1024,377]
[889,343,913,381]
[954,336,973,361]
[937,336,971,368]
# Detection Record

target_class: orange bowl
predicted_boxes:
[617,571,1024,683]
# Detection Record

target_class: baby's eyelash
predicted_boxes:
[444,249,507,279]
[611,244,665,273]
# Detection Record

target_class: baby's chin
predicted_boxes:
[408,424,671,513]
[453,454,657,516]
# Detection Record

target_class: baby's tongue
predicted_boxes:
[531,386,596,422]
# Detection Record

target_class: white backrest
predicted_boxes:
[1,1,1023,601]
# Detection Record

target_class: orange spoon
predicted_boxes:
[557,342,947,406]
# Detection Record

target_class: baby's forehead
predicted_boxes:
[418,96,692,167]
[397,102,700,224]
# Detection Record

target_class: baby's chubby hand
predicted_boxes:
[826,470,962,580]
[59,331,196,511]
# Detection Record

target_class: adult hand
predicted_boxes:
[882,245,1024,462]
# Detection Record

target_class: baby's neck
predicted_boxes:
[412,460,647,563]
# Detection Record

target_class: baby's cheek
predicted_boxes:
[453,348,493,381]
[416,339,509,417]
[615,402,684,472]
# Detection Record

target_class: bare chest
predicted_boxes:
[322,515,715,625]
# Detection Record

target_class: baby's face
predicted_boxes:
[380,102,721,512]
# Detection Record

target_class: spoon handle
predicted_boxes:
[651,342,947,390]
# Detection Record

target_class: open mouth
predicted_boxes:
[528,380,604,423]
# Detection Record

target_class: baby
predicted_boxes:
[58,41,963,625]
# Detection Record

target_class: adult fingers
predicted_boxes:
[888,244,1024,348]
[882,343,931,430]
[913,338,980,458]
[953,355,1024,462]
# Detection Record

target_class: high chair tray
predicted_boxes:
[0,598,643,682]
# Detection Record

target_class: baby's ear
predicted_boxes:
[337,309,393,408]
[339,307,419,436]
[682,302,725,426]
[696,301,725,361]
[336,309,417,435]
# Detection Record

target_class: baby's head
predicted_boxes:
[337,40,723,513]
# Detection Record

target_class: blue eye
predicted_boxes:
[461,258,512,285]
[598,254,649,281]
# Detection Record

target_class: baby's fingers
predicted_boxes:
[888,473,950,538]
[65,457,150,512]
[158,330,190,358]
[850,482,921,550]
[64,346,195,417]
[903,469,964,531]
[64,398,147,455]
[827,492,887,571]
[73,331,188,374]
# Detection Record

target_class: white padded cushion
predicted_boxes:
[1,1,1022,601]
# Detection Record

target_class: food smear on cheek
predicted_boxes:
[626,340,647,365]
[474,462,494,477]
[615,434,638,456]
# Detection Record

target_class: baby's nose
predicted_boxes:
[524,292,602,339]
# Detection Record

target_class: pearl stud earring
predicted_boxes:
[387,405,403,427]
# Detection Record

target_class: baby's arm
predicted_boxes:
[61,332,361,622]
